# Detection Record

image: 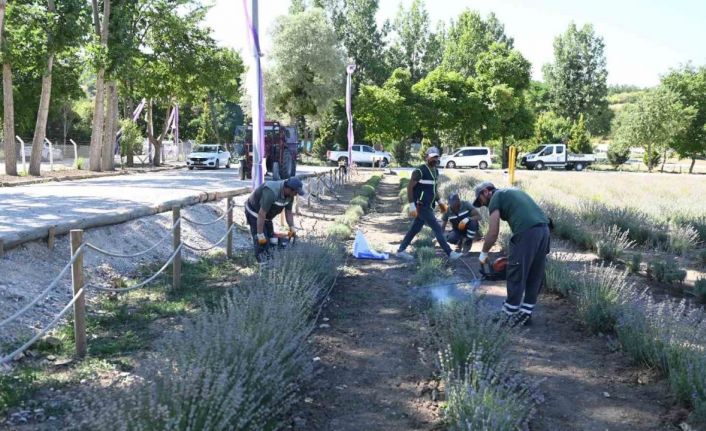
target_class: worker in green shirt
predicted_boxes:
[245,177,305,261]
[440,193,481,253]
[473,181,550,326]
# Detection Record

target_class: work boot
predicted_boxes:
[462,240,472,253]
[395,251,414,261]
[449,251,463,261]
[513,313,532,327]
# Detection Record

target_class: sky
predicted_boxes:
[206,0,706,88]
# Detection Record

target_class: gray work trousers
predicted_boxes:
[398,205,452,256]
[503,224,551,316]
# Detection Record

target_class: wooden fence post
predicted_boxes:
[306,178,311,207]
[226,198,233,259]
[172,207,181,290]
[47,226,56,250]
[70,230,86,358]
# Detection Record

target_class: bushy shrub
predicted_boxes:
[338,205,364,227]
[607,144,630,167]
[429,299,510,370]
[647,259,687,284]
[350,196,370,212]
[627,253,642,274]
[413,257,444,285]
[692,277,706,304]
[701,249,706,267]
[365,175,382,188]
[415,246,436,261]
[673,213,706,244]
[643,149,661,168]
[574,264,634,334]
[596,225,635,262]
[442,348,540,431]
[413,227,435,250]
[358,184,376,199]
[602,206,656,246]
[545,203,595,250]
[666,224,700,256]
[73,241,344,430]
[327,222,352,240]
[544,254,575,297]
[399,177,410,190]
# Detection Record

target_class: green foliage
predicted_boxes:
[692,277,706,304]
[356,68,417,148]
[606,142,630,167]
[119,120,143,158]
[701,249,706,266]
[568,114,592,153]
[358,184,376,199]
[350,196,370,212]
[596,225,635,262]
[417,137,434,160]
[75,157,86,170]
[642,149,662,168]
[628,253,642,274]
[414,246,436,262]
[388,0,436,81]
[613,86,695,172]
[339,205,364,227]
[327,222,352,240]
[441,10,513,77]
[533,111,571,144]
[666,224,700,256]
[194,101,219,144]
[391,140,411,166]
[399,177,410,190]
[542,23,609,134]
[647,259,687,284]
[661,65,706,173]
[268,8,344,121]
[413,227,435,250]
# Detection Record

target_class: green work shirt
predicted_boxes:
[247,180,293,220]
[442,201,479,227]
[488,188,548,235]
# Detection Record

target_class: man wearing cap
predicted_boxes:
[473,181,550,326]
[441,193,481,253]
[396,147,462,261]
[245,177,305,261]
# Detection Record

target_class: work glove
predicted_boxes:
[257,233,267,246]
[478,251,489,265]
[459,217,470,230]
[288,227,297,239]
[407,203,418,218]
[437,202,448,213]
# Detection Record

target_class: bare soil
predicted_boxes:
[295,174,442,430]
[299,173,682,431]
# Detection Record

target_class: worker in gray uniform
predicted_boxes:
[473,181,550,326]
[440,193,481,253]
[245,177,305,261]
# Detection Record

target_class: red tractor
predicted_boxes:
[235,121,298,180]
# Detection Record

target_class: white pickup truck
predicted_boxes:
[520,143,596,171]
[327,144,392,167]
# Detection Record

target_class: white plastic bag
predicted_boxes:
[352,230,389,260]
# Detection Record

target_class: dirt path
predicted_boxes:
[297,174,442,431]
[466,254,678,430]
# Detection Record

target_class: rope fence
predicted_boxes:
[0,167,350,365]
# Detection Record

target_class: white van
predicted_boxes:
[440,147,493,169]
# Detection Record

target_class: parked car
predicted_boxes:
[22,141,63,161]
[327,144,392,167]
[186,144,231,169]
[520,143,596,171]
[440,146,492,169]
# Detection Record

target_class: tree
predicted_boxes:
[27,0,88,176]
[118,118,142,167]
[661,65,706,173]
[388,0,431,81]
[355,68,416,149]
[88,0,111,171]
[412,67,482,147]
[568,113,592,153]
[328,0,389,86]
[195,101,218,143]
[543,23,609,135]
[606,142,630,167]
[268,8,344,124]
[612,86,695,172]
[0,0,15,176]
[534,111,571,144]
[441,10,513,77]
[475,42,532,167]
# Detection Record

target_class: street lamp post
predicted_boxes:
[346,63,356,168]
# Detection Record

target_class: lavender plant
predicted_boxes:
[596,225,635,262]
[666,223,700,256]
[574,263,635,334]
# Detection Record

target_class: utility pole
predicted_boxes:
[251,0,264,187]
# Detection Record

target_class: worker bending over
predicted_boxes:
[396,147,462,261]
[441,193,481,253]
[473,181,550,326]
[245,177,304,261]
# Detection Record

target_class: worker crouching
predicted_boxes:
[441,193,481,253]
[245,177,305,261]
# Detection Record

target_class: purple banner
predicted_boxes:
[346,64,356,167]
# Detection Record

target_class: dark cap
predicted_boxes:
[285,177,306,196]
[448,193,460,204]
[472,181,495,207]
